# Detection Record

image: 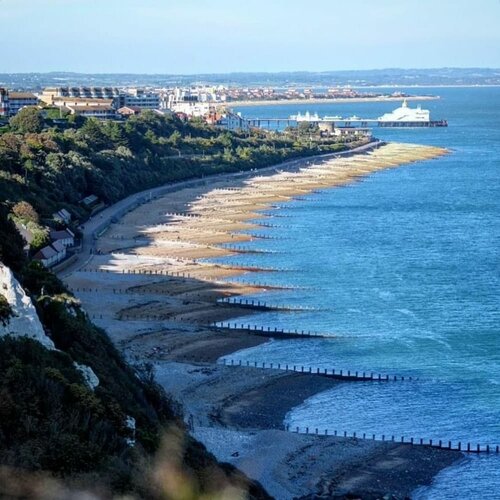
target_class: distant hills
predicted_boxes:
[1,68,499,90]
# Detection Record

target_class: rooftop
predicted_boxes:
[9,92,37,100]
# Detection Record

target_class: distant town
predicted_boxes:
[0,84,432,129]
[1,67,499,89]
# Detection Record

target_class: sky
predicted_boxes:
[1,0,500,73]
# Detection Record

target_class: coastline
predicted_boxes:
[229,95,439,107]
[62,142,460,498]
[60,141,379,278]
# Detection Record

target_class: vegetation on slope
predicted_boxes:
[0,294,14,326]
[0,107,357,221]
[0,142,274,498]
[0,109,367,497]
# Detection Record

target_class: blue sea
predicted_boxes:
[212,88,499,498]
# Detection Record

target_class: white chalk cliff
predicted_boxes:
[0,262,55,349]
[0,262,99,389]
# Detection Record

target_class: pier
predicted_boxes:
[247,115,447,129]
[246,118,296,129]
[246,101,447,130]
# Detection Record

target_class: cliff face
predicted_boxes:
[0,262,101,390]
[0,260,269,498]
[0,262,55,350]
[0,164,270,498]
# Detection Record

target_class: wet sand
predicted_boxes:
[155,362,460,499]
[63,142,460,498]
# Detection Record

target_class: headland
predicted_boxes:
[230,95,439,107]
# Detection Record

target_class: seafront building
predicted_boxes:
[122,88,160,109]
[49,228,75,248]
[169,100,213,117]
[39,86,161,117]
[214,111,251,131]
[65,103,117,119]
[2,83,379,139]
[41,96,116,118]
[40,87,122,103]
[0,88,39,116]
[33,240,67,268]
[161,86,222,107]
[160,86,224,116]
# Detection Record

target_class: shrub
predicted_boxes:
[11,201,39,224]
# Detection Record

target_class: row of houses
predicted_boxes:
[1,84,248,128]
[15,205,77,268]
[2,84,368,138]
[33,228,75,268]
[33,194,105,267]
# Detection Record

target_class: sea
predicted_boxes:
[210,87,499,498]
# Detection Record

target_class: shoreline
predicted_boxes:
[229,95,439,107]
[62,142,459,498]
[59,140,380,278]
[155,361,461,499]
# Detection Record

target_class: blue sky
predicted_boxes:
[2,0,500,73]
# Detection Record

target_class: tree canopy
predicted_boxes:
[9,107,43,134]
[0,110,355,221]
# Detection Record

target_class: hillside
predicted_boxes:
[0,108,350,221]
[0,111,328,498]
[0,205,271,498]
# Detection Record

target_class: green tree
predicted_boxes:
[67,113,85,127]
[103,121,128,146]
[297,122,318,136]
[79,118,109,149]
[30,227,50,253]
[169,130,182,148]
[9,107,43,134]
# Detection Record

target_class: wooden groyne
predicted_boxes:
[222,280,307,290]
[220,246,281,255]
[211,323,327,339]
[219,357,416,381]
[285,426,499,455]
[219,263,297,273]
[222,244,282,254]
[73,268,304,291]
[256,222,293,229]
[248,234,289,240]
[216,297,319,312]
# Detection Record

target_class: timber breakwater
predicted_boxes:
[64,142,472,499]
[66,143,447,339]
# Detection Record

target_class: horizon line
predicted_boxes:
[1,66,499,77]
